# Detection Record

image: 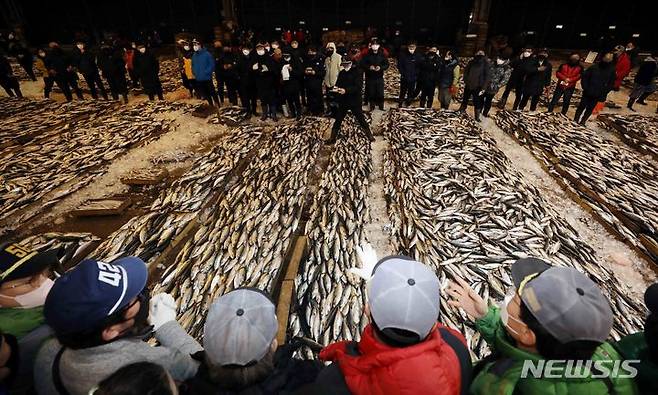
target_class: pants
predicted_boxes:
[239,83,258,114]
[43,76,54,98]
[548,86,575,114]
[0,77,22,97]
[629,83,656,100]
[518,93,540,111]
[482,93,495,116]
[366,77,385,109]
[499,82,519,108]
[182,74,195,97]
[459,88,484,113]
[399,78,418,105]
[83,73,108,99]
[261,101,277,119]
[418,82,436,108]
[224,77,239,105]
[215,72,225,103]
[305,79,323,115]
[145,80,164,101]
[299,77,306,106]
[197,80,220,106]
[20,61,36,81]
[106,75,129,103]
[438,87,452,109]
[283,84,301,117]
[54,75,82,101]
[127,68,139,87]
[331,102,372,140]
[574,95,599,124]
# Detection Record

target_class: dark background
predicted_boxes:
[1,0,655,51]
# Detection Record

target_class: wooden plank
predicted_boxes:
[121,168,169,185]
[71,198,132,217]
[276,235,307,345]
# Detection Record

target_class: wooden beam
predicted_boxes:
[276,235,307,345]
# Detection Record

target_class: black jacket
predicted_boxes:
[508,56,531,88]
[45,47,73,76]
[418,53,442,85]
[73,48,100,75]
[335,66,364,106]
[303,54,325,82]
[398,50,422,82]
[360,50,389,80]
[98,47,127,85]
[634,57,657,86]
[281,57,302,92]
[438,58,458,88]
[521,57,552,96]
[463,56,491,90]
[219,51,240,80]
[0,55,13,79]
[236,52,257,88]
[253,53,276,100]
[133,50,160,89]
[580,62,616,101]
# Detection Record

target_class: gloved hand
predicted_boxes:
[262,65,269,72]
[478,90,485,96]
[348,242,378,282]
[252,63,259,70]
[149,293,177,331]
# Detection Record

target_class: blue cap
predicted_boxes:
[44,257,148,335]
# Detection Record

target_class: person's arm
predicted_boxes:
[381,55,390,71]
[501,66,512,87]
[147,321,203,381]
[482,62,492,91]
[573,66,583,83]
[452,65,460,86]
[580,68,591,91]
[474,305,503,346]
[544,64,552,86]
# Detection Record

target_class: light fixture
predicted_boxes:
[555,25,563,29]
[322,27,329,31]
[527,31,535,35]
[345,20,352,25]
[275,27,282,31]
[608,25,616,30]
[580,33,587,37]
[632,33,640,38]
[299,21,306,25]
[465,34,477,38]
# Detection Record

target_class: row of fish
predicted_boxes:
[13,232,100,269]
[496,111,658,265]
[0,96,58,120]
[209,106,251,126]
[598,113,658,160]
[382,108,645,357]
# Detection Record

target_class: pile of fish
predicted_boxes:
[288,115,372,357]
[384,58,400,100]
[93,125,263,264]
[0,97,56,119]
[209,106,251,126]
[598,113,658,160]
[382,108,644,356]
[496,111,658,265]
[152,117,327,338]
[15,232,100,268]
[159,58,183,93]
[132,100,200,115]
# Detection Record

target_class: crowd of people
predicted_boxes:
[1,237,657,395]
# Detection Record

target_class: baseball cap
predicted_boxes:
[0,242,62,285]
[204,288,277,366]
[367,256,440,342]
[512,259,613,343]
[645,283,658,315]
[44,257,148,335]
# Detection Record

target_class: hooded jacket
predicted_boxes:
[192,47,215,82]
[324,42,342,88]
[486,59,512,94]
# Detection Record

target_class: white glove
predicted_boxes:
[252,63,259,70]
[261,65,269,72]
[149,293,177,330]
[478,90,485,96]
[348,242,378,282]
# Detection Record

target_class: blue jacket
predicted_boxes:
[192,48,215,81]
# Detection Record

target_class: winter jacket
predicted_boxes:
[360,50,389,80]
[508,56,532,89]
[486,60,512,94]
[35,56,48,76]
[634,57,657,86]
[252,53,276,101]
[470,306,638,395]
[323,42,342,88]
[98,47,127,86]
[581,62,616,101]
[192,48,215,82]
[182,55,194,80]
[555,63,583,89]
[303,54,325,82]
[418,53,442,86]
[219,51,239,81]
[614,52,631,89]
[123,49,135,70]
[334,66,364,106]
[236,52,256,88]
[398,50,422,82]
[613,332,658,395]
[133,50,160,89]
[281,58,302,93]
[314,324,469,395]
[464,56,491,90]
[438,59,459,89]
[44,47,73,76]
[521,57,552,96]
[0,55,13,79]
[72,48,100,75]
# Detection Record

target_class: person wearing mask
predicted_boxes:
[517,48,552,111]
[327,59,374,144]
[34,257,202,395]
[211,40,225,105]
[288,40,305,106]
[438,50,460,109]
[236,44,258,116]
[448,258,638,395]
[46,42,84,101]
[548,53,583,114]
[178,41,196,98]
[614,283,658,394]
[182,288,321,394]
[35,48,53,98]
[311,254,471,394]
[323,42,342,91]
[219,45,239,105]
[625,42,640,68]
[253,43,278,121]
[0,54,22,97]
[270,48,285,116]
[613,45,631,91]
[303,46,326,115]
[281,52,302,118]
[575,52,616,125]
[627,54,657,111]
[90,362,178,395]
[499,47,533,109]
[397,42,422,107]
[459,50,491,121]
[13,44,36,81]
[482,55,511,117]
[73,41,108,100]
[123,43,139,88]
[98,42,129,104]
[133,43,163,100]
[361,39,389,111]
[417,46,442,108]
[191,40,220,107]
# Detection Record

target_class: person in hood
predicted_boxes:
[0,54,22,97]
[397,42,422,107]
[181,288,321,394]
[252,44,278,121]
[281,52,302,118]
[303,45,326,115]
[323,42,342,90]
[417,46,442,108]
[548,53,583,114]
[499,47,533,109]
[448,258,638,395]
[73,41,109,100]
[192,40,220,107]
[613,45,631,91]
[575,52,616,124]
[34,258,202,395]
[236,44,258,116]
[438,50,460,109]
[517,48,552,111]
[219,45,239,105]
[459,50,491,121]
[133,43,163,100]
[627,54,657,111]
[482,55,512,117]
[360,39,389,111]
[310,254,471,394]
[98,42,129,104]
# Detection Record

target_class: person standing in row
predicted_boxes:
[134,43,163,101]
[212,40,225,105]
[397,42,421,107]
[178,41,196,98]
[517,49,552,111]
[73,41,108,100]
[361,39,389,111]
[482,55,511,117]
[303,46,325,115]
[547,53,583,114]
[192,40,220,107]
[417,46,442,108]
[123,43,139,89]
[46,42,83,102]
[253,43,277,121]
[627,54,657,112]
[280,52,302,119]
[98,42,129,104]
[35,49,52,98]
[575,52,616,125]
[438,50,459,109]
[323,42,341,92]
[13,44,36,82]
[499,47,532,109]
[0,53,22,97]
[236,44,258,116]
[613,45,632,92]
[219,45,239,106]
[459,50,490,121]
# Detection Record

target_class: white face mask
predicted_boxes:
[242,49,250,56]
[499,293,524,338]
[626,46,632,51]
[409,48,416,54]
[257,49,265,56]
[76,44,84,50]
[496,58,505,65]
[193,45,201,51]
[0,278,54,309]
[265,46,270,51]
[183,45,190,51]
[138,48,146,54]
[371,45,380,51]
[522,51,531,58]
[8,34,14,39]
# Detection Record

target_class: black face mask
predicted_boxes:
[326,49,334,55]
[308,53,316,58]
[119,289,153,339]
[538,55,547,60]
[1,334,19,386]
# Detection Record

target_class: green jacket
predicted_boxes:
[613,332,658,395]
[470,306,638,395]
[0,306,45,338]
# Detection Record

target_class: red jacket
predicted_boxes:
[555,63,583,89]
[319,324,466,395]
[614,52,631,89]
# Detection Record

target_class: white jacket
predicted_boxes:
[324,42,342,88]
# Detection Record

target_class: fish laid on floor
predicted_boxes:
[598,113,658,160]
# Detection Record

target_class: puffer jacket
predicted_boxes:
[613,332,658,395]
[581,61,616,101]
[191,47,215,82]
[486,60,512,94]
[614,52,631,89]
[555,63,583,89]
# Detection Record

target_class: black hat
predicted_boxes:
[0,243,62,284]
[511,257,551,288]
